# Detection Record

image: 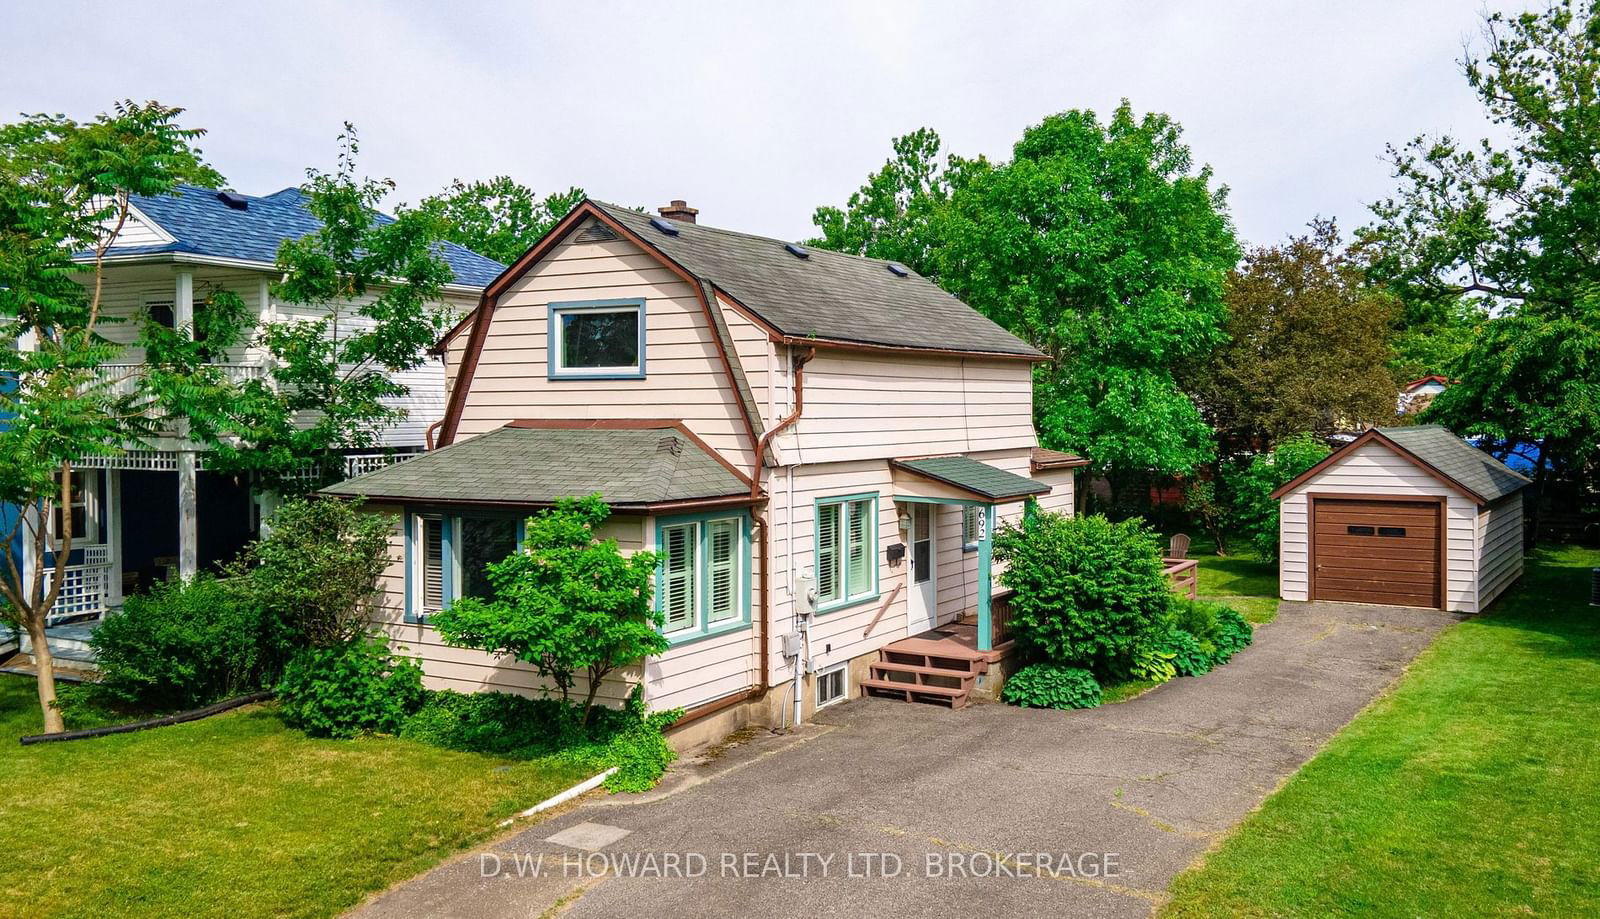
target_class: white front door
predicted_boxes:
[907,502,937,635]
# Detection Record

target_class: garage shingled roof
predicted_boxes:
[1374,425,1530,504]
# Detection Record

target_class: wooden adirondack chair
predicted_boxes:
[1168,533,1191,560]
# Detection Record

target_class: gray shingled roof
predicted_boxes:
[1377,425,1530,503]
[892,456,1050,501]
[591,202,1043,358]
[321,424,749,507]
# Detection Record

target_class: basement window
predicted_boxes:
[548,298,646,379]
[817,664,847,708]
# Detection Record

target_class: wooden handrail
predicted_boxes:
[862,583,904,637]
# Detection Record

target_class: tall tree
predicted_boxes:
[422,176,583,264]
[1360,1,1600,516]
[808,128,951,275]
[0,102,230,731]
[205,125,455,495]
[1190,220,1400,456]
[944,105,1239,498]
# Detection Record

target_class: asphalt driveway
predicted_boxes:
[352,600,1458,919]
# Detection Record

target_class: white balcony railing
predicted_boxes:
[93,362,269,399]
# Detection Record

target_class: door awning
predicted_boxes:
[889,456,1050,504]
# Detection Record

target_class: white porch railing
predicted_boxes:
[93,362,269,399]
[43,545,113,623]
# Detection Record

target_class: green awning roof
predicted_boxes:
[321,422,751,509]
[890,456,1050,501]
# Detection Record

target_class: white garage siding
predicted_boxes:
[1476,492,1525,610]
[1279,441,1479,612]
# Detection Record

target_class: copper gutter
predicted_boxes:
[750,348,815,500]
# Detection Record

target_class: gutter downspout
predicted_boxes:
[751,347,814,704]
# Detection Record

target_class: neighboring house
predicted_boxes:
[1272,425,1529,613]
[1398,374,1449,415]
[7,185,503,624]
[324,198,1087,745]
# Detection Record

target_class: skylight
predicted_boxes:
[649,217,680,236]
[785,242,809,259]
[886,262,909,277]
[216,191,248,211]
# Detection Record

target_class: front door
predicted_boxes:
[907,502,937,634]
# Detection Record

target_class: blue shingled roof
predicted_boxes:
[119,185,505,288]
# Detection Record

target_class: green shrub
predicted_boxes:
[88,576,272,711]
[277,636,425,738]
[1224,433,1331,562]
[995,512,1172,679]
[1161,628,1214,677]
[399,685,682,792]
[1001,664,1102,709]
[1210,605,1255,664]
[226,497,395,651]
[1169,597,1224,647]
[1130,639,1177,684]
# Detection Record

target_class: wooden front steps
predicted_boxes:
[862,637,991,710]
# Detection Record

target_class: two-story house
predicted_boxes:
[324,199,1086,746]
[14,185,503,634]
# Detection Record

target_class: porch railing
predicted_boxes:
[93,362,269,400]
[990,588,1016,648]
[43,545,113,624]
[1164,558,1199,601]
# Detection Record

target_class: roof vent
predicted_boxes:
[658,199,698,224]
[216,191,249,211]
[656,435,683,456]
[785,242,809,259]
[576,222,618,243]
[649,216,681,237]
[886,262,909,277]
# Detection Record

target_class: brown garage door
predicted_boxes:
[1311,497,1442,608]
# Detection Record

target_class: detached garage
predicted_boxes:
[1272,426,1530,613]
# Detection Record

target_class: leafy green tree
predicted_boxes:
[1224,433,1331,563]
[423,176,583,265]
[1360,2,1600,513]
[808,128,950,274]
[431,496,668,724]
[206,125,456,495]
[813,106,1239,498]
[1189,220,1399,456]
[0,101,228,731]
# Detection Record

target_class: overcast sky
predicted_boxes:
[4,1,1521,251]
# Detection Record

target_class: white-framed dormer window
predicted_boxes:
[816,663,847,709]
[547,298,646,380]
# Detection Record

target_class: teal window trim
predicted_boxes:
[547,297,647,380]
[404,508,525,625]
[813,491,880,615]
[960,505,981,553]
[654,508,753,646]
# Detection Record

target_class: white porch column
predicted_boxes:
[177,453,198,579]
[175,269,198,579]
[107,469,124,607]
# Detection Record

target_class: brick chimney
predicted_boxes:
[658,199,698,224]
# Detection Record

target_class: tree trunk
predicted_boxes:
[581,666,608,726]
[26,616,64,734]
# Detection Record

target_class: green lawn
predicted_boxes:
[1186,533,1280,624]
[1162,544,1600,917]
[0,679,591,919]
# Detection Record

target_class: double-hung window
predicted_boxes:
[657,513,749,642]
[548,298,646,379]
[408,512,520,622]
[815,494,877,611]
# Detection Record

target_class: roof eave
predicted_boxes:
[1268,429,1505,505]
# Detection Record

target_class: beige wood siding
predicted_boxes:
[1477,492,1524,610]
[780,351,1035,465]
[365,504,641,707]
[718,294,778,432]
[1279,441,1479,612]
[451,228,755,469]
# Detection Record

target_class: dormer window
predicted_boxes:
[547,298,646,380]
